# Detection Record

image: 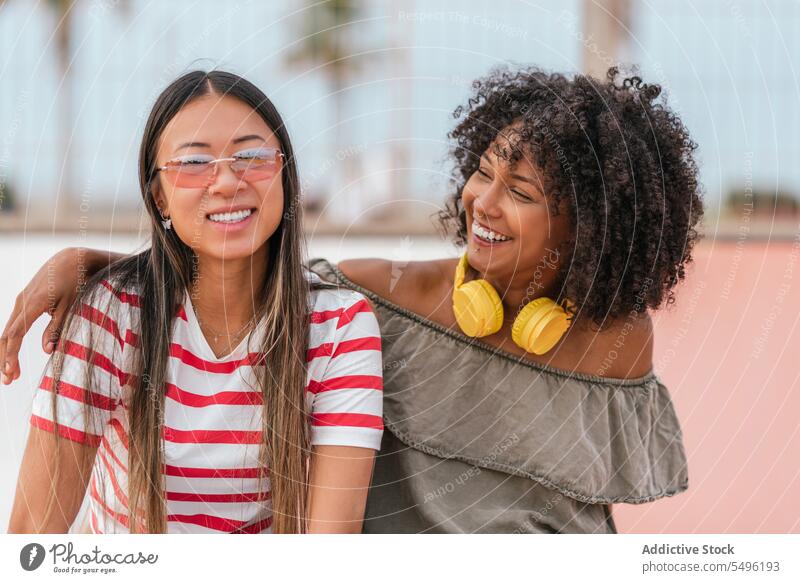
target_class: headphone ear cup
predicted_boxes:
[453,280,504,337]
[511,298,572,355]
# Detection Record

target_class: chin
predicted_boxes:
[200,244,265,262]
[468,246,535,283]
[467,246,502,272]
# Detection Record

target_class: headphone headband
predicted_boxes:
[454,253,470,289]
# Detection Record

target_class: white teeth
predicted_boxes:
[472,220,510,242]
[208,209,253,223]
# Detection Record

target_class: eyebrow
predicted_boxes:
[173,134,267,153]
[510,172,539,187]
[480,154,539,187]
[174,141,210,152]
[232,134,267,144]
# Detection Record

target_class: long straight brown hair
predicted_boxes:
[46,70,315,533]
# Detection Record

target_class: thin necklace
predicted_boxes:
[194,312,257,345]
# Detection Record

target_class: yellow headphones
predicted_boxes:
[452,253,573,355]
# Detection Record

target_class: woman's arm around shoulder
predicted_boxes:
[1,247,123,385]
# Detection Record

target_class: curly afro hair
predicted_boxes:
[438,66,704,327]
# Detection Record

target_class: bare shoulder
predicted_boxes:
[337,257,455,311]
[600,310,654,378]
[568,310,655,379]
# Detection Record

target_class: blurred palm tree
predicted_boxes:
[0,177,16,213]
[0,0,78,218]
[285,1,414,221]
[285,0,364,214]
[0,0,126,223]
[47,0,77,222]
[286,0,360,137]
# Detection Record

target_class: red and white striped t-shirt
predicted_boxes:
[30,269,384,533]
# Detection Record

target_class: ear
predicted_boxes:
[151,180,169,217]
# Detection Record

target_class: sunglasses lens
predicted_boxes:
[240,165,279,182]
[231,155,280,182]
[164,163,214,187]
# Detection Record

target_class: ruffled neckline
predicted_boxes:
[309,258,657,387]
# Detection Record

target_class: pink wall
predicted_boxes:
[615,238,800,533]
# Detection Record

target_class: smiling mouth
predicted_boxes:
[206,208,256,224]
[472,220,512,243]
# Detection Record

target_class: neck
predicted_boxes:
[481,270,560,320]
[190,244,269,328]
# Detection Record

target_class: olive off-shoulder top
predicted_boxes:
[308,258,689,534]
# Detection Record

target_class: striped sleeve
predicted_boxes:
[30,279,129,447]
[309,292,384,450]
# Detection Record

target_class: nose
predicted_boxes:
[472,181,504,220]
[207,160,246,197]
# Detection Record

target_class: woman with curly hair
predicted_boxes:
[2,66,701,533]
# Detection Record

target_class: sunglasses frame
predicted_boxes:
[155,148,284,183]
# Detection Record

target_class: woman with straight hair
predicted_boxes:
[4,66,699,533]
[6,70,384,534]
